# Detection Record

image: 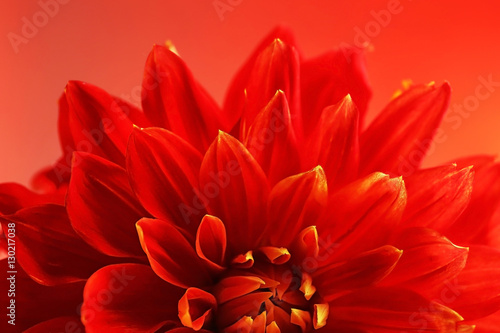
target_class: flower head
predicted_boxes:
[1,26,500,332]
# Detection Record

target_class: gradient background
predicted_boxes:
[1,0,499,186]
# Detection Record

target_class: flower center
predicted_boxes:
[179,246,329,332]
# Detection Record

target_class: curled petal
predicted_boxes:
[360,82,451,176]
[291,308,312,332]
[196,215,227,268]
[256,246,291,265]
[313,303,329,329]
[290,226,319,264]
[178,288,217,331]
[231,251,254,268]
[136,218,212,288]
[299,273,316,300]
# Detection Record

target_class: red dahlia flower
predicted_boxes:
[1,27,500,332]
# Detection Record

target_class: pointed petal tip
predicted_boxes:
[164,40,179,55]
[312,165,325,174]
[275,89,286,97]
[64,80,84,94]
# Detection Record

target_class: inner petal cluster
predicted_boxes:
[178,245,329,332]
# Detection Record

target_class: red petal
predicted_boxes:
[313,246,402,300]
[231,251,254,268]
[244,90,300,185]
[0,259,84,332]
[251,312,267,333]
[67,152,147,258]
[196,215,227,268]
[256,246,291,265]
[217,292,273,329]
[178,288,217,330]
[301,47,371,134]
[199,131,269,253]
[238,38,301,138]
[471,311,500,333]
[266,166,327,246]
[447,245,500,320]
[30,164,66,193]
[23,317,84,333]
[57,91,74,155]
[266,321,281,333]
[401,164,474,231]
[360,82,451,176]
[213,275,265,304]
[82,263,183,332]
[290,226,319,264]
[320,172,406,260]
[0,182,61,215]
[307,95,360,189]
[127,127,205,235]
[142,45,224,151]
[291,308,312,332]
[0,204,112,285]
[328,287,465,331]
[313,303,329,329]
[136,218,212,288]
[168,329,212,333]
[223,26,299,129]
[381,228,469,299]
[44,89,148,189]
[489,205,500,249]
[223,316,253,333]
[63,81,140,166]
[447,157,500,245]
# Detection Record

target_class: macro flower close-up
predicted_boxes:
[1,7,500,333]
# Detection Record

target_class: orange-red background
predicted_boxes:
[1,0,499,186]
